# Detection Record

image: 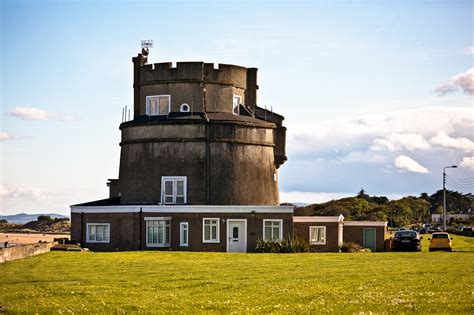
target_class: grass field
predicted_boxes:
[1,235,473,313]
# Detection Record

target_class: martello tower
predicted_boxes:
[108,48,287,206]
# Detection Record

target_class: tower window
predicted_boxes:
[233,95,241,115]
[146,95,170,116]
[161,176,187,204]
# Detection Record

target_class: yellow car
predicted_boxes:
[428,232,453,252]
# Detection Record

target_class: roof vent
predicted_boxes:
[180,103,190,113]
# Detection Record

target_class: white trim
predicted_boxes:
[338,222,344,247]
[144,216,172,221]
[344,221,387,227]
[161,176,187,205]
[226,219,247,253]
[202,218,220,243]
[309,226,326,245]
[180,222,189,247]
[71,205,294,214]
[263,219,283,240]
[294,214,344,223]
[146,94,171,116]
[363,228,377,252]
[86,223,110,243]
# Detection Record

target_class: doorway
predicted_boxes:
[227,220,247,253]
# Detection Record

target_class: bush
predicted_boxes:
[339,242,371,253]
[255,238,311,253]
[37,215,53,222]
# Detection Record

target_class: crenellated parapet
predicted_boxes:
[138,62,250,89]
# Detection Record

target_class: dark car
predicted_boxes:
[391,230,422,252]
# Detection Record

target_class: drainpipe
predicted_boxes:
[139,208,142,250]
[80,211,84,246]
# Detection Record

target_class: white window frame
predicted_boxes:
[309,226,326,245]
[263,219,283,240]
[161,176,187,205]
[145,217,171,247]
[232,95,241,115]
[86,223,110,243]
[146,95,171,116]
[180,222,189,247]
[202,218,220,243]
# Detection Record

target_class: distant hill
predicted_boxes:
[0,213,69,224]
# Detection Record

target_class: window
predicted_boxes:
[310,226,326,245]
[161,176,187,204]
[203,218,220,243]
[180,222,189,246]
[86,223,110,243]
[146,95,170,116]
[146,218,171,247]
[233,95,241,115]
[263,219,283,240]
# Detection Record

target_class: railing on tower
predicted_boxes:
[122,105,134,123]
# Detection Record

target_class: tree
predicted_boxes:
[37,215,53,222]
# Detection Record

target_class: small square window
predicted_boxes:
[310,226,326,245]
[147,95,170,116]
[161,176,187,204]
[86,223,110,243]
[263,220,282,240]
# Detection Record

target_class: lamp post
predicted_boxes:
[443,165,458,231]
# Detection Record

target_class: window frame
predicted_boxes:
[180,222,189,247]
[86,223,110,243]
[161,176,187,205]
[263,219,283,241]
[145,217,172,248]
[146,95,171,116]
[202,218,220,243]
[232,95,241,115]
[309,226,326,245]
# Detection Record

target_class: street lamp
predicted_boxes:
[443,165,458,231]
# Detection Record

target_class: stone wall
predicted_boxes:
[0,242,56,263]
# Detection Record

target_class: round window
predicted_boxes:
[180,103,190,112]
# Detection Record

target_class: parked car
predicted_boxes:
[391,230,422,252]
[428,232,453,252]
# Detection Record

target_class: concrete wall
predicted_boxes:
[0,242,56,263]
[72,212,293,252]
[118,121,279,205]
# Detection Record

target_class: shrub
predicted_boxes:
[339,242,371,253]
[255,238,311,253]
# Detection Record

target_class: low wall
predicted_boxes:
[0,242,56,263]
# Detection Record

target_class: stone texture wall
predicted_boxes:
[0,242,56,263]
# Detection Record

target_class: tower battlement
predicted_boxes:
[138,61,251,89]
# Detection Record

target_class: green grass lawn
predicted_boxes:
[1,236,473,313]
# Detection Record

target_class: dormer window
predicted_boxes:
[146,95,170,116]
[233,95,241,115]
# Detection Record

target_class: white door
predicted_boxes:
[227,220,247,253]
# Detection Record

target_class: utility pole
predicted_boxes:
[443,165,458,231]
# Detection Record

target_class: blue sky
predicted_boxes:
[1,0,473,215]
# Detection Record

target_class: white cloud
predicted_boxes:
[460,156,474,170]
[394,155,430,174]
[339,151,387,164]
[0,132,11,141]
[371,133,431,152]
[434,68,474,96]
[465,47,474,55]
[8,107,77,121]
[9,107,51,121]
[0,184,49,200]
[280,191,355,204]
[430,131,474,152]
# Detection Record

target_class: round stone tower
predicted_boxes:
[109,49,287,206]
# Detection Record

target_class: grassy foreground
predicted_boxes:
[1,236,473,313]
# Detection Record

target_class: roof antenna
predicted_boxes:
[141,40,153,62]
